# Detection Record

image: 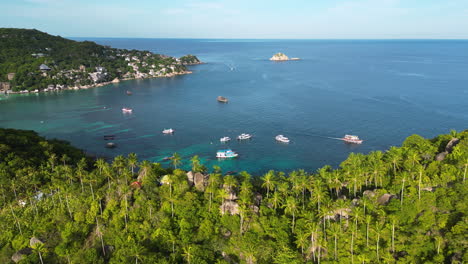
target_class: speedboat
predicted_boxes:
[162,128,174,134]
[342,135,363,144]
[237,133,252,140]
[275,134,290,143]
[216,149,238,158]
[122,108,132,113]
[220,136,231,142]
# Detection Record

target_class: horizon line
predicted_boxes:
[69,36,468,41]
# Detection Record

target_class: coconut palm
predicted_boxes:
[127,153,138,174]
[284,196,299,232]
[261,170,276,198]
[171,152,181,169]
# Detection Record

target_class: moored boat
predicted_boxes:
[342,134,363,144]
[106,142,117,148]
[122,107,132,113]
[220,136,231,142]
[237,133,252,140]
[162,128,175,134]
[126,90,132,95]
[275,134,290,143]
[217,96,228,103]
[216,149,238,158]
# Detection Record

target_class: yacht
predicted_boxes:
[275,134,290,143]
[342,135,363,144]
[162,128,175,134]
[216,149,238,158]
[237,133,252,140]
[220,136,231,142]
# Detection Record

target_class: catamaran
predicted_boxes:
[275,134,290,143]
[237,133,252,140]
[162,128,175,134]
[216,149,238,158]
[342,135,363,144]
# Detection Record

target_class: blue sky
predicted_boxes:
[1,0,468,38]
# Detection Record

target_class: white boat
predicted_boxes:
[237,133,252,140]
[220,136,231,142]
[275,134,290,143]
[122,107,133,113]
[162,128,174,134]
[216,149,238,158]
[342,134,363,144]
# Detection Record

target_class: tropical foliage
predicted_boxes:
[0,128,467,263]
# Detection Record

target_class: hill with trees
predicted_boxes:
[0,28,200,92]
[0,128,466,263]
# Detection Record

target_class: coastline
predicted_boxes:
[1,69,195,96]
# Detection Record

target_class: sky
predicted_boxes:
[1,0,468,39]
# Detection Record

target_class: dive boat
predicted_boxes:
[237,133,252,140]
[162,128,175,134]
[122,108,133,113]
[216,149,238,158]
[220,136,231,142]
[342,135,363,144]
[275,134,290,143]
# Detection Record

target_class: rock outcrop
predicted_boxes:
[435,138,460,161]
[270,52,289,61]
[11,248,32,263]
[377,193,397,205]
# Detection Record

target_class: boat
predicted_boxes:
[217,96,228,103]
[220,136,231,142]
[122,107,133,113]
[126,90,132,95]
[342,135,363,144]
[275,134,290,143]
[216,149,238,158]
[162,156,174,161]
[105,142,117,148]
[162,128,174,134]
[237,133,252,140]
[103,135,116,140]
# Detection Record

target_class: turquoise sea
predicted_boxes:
[1,39,467,174]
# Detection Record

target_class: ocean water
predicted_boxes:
[1,39,467,175]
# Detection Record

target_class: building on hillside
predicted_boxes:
[39,64,51,71]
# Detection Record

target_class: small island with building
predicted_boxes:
[0,28,202,94]
[269,52,300,61]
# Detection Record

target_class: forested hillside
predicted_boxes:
[0,28,198,91]
[0,128,466,263]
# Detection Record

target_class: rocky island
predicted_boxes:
[0,28,202,94]
[269,52,300,61]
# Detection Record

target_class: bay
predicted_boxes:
[1,39,467,174]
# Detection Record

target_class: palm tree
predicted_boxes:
[31,239,45,264]
[284,196,299,232]
[171,153,181,169]
[270,191,282,211]
[182,245,194,264]
[295,230,309,256]
[127,153,138,174]
[374,221,384,261]
[365,215,372,247]
[130,243,145,264]
[138,160,152,183]
[190,155,201,172]
[261,170,276,198]
[329,222,341,261]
